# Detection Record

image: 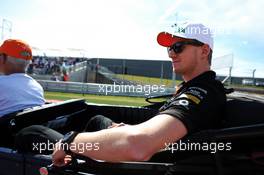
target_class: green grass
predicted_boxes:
[115,74,264,90]
[44,91,149,106]
[115,74,181,87]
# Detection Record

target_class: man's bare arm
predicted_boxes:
[70,114,187,162]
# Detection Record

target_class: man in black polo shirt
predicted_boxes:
[156,23,226,133]
[159,71,225,133]
[51,23,226,165]
[15,23,226,163]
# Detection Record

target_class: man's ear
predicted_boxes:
[0,55,4,64]
[201,44,210,60]
[1,54,7,64]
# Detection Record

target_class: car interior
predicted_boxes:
[0,92,264,175]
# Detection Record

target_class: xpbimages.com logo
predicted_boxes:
[164,140,232,154]
[98,82,166,95]
[32,140,100,154]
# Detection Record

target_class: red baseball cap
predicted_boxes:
[157,23,214,50]
[0,39,32,60]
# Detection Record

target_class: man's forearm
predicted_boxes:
[70,125,141,162]
[69,114,187,162]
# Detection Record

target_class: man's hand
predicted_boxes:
[52,141,71,167]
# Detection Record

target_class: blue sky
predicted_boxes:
[0,0,263,78]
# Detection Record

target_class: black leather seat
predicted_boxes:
[224,97,264,127]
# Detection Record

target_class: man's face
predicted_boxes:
[168,41,202,75]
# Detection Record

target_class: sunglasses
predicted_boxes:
[168,40,204,54]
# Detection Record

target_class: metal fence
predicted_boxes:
[38,80,176,97]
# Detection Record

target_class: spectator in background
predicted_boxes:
[50,72,59,81]
[62,69,69,81]
[0,39,45,117]
[29,56,84,75]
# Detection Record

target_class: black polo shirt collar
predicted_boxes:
[177,71,216,94]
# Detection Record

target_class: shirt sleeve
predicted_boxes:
[159,85,224,134]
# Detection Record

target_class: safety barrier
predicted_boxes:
[38,80,264,97]
[38,80,175,97]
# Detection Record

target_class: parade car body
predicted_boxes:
[0,90,264,175]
